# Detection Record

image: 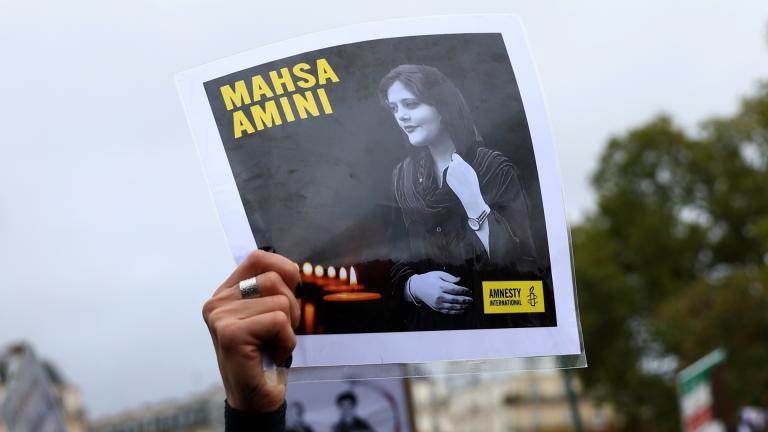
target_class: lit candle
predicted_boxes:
[304,303,316,334]
[314,265,324,278]
[302,262,313,277]
[324,265,365,293]
[327,266,337,278]
[348,266,363,290]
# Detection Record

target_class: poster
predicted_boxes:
[285,378,412,432]
[177,15,582,367]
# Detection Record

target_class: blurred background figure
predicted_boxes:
[739,407,768,432]
[333,391,376,432]
[286,401,315,432]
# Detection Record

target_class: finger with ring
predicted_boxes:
[239,277,261,299]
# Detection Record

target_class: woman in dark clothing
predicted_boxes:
[380,64,539,331]
[286,401,315,432]
[332,391,376,432]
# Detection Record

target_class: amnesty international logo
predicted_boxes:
[527,286,538,307]
[482,281,545,314]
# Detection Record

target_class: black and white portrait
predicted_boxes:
[201,32,555,335]
[182,15,581,366]
[284,379,411,432]
[380,64,546,331]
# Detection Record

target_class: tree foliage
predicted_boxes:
[574,83,768,430]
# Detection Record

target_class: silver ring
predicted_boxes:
[239,277,261,299]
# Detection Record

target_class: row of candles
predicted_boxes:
[299,262,380,334]
[300,262,364,291]
[300,262,358,335]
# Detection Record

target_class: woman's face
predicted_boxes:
[386,80,445,148]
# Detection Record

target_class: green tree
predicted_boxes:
[574,83,768,430]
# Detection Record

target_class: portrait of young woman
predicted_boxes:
[380,64,545,332]
[188,23,578,368]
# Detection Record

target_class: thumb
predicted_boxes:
[437,272,460,283]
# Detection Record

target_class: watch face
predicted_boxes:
[468,218,480,230]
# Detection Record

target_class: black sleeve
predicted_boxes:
[486,165,538,272]
[224,400,286,432]
[388,163,421,329]
[388,205,421,331]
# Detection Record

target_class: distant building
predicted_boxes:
[89,387,225,432]
[409,360,616,432]
[0,342,88,432]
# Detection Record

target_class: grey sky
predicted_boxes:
[1,0,767,419]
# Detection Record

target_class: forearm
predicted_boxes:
[404,275,422,304]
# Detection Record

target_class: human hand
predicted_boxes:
[445,153,486,216]
[408,271,473,314]
[202,250,301,412]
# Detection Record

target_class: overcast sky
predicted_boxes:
[1,0,767,419]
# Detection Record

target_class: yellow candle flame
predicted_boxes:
[339,267,348,281]
[350,266,357,286]
[314,264,324,278]
[302,262,313,276]
[327,266,337,278]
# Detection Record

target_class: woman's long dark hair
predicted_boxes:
[378,64,481,158]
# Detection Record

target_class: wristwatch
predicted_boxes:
[467,206,490,231]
